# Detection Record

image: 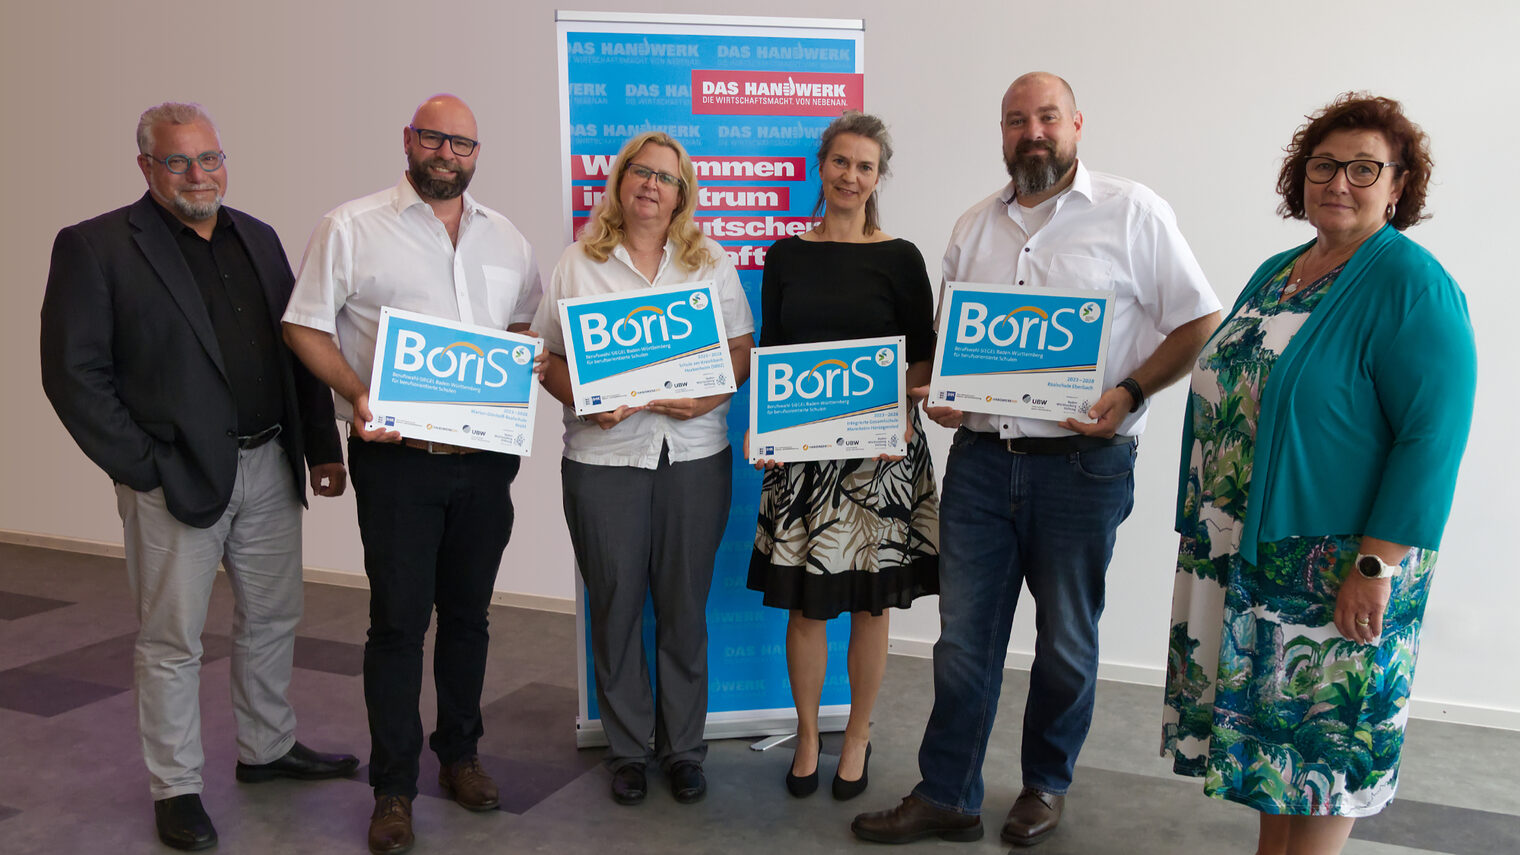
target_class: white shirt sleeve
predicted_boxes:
[282,214,349,334]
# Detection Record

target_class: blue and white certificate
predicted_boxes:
[365,307,543,455]
[929,282,1114,420]
[749,336,906,464]
[558,281,736,416]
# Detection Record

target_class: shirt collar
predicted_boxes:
[611,238,676,283]
[999,159,1094,208]
[392,174,483,219]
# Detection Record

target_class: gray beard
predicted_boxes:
[171,193,221,221]
[1005,146,1075,197]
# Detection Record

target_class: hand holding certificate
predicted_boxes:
[558,281,736,416]
[749,336,907,464]
[928,282,1115,421]
[365,307,543,455]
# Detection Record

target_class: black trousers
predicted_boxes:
[348,438,519,798]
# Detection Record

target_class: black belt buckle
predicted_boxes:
[237,424,282,450]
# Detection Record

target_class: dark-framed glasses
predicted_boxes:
[409,126,478,156]
[147,151,226,174]
[1305,156,1400,188]
[627,162,683,190]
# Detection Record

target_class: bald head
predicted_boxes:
[1003,72,1077,116]
[411,94,477,139]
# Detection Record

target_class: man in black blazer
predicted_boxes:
[40,102,358,852]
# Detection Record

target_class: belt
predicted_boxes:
[970,429,1134,455]
[236,424,282,450]
[401,438,481,455]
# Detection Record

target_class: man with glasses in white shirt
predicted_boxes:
[852,72,1221,848]
[283,94,542,855]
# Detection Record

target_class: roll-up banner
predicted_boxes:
[556,11,866,746]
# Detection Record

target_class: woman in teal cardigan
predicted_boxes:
[1160,94,1476,855]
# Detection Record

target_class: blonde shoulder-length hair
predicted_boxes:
[579,132,713,271]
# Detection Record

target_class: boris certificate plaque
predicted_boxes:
[558,281,736,416]
[365,307,542,455]
[929,282,1114,420]
[749,336,907,464]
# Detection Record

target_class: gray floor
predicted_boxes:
[1,541,1517,854]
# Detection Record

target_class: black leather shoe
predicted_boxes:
[669,761,706,804]
[154,794,218,851]
[1001,787,1065,846]
[851,794,983,844]
[611,763,647,805]
[785,734,821,797]
[235,741,360,783]
[832,742,871,801]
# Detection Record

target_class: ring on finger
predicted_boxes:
[1354,616,1371,626]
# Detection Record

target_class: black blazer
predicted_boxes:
[40,193,342,528]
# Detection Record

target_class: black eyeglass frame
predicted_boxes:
[1304,156,1401,188]
[624,162,685,191]
[408,125,479,157]
[144,151,226,174]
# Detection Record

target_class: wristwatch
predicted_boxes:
[1355,553,1400,579]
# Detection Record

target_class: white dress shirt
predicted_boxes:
[283,177,543,421]
[941,162,1220,438]
[533,236,755,469]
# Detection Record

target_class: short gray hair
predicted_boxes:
[136,102,217,155]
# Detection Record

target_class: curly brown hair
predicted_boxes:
[1276,93,1433,230]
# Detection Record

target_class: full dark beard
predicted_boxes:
[1004,140,1075,197]
[408,155,473,201]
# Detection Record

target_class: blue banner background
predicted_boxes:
[564,21,863,728]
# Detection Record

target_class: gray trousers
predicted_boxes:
[115,441,302,799]
[562,446,731,771]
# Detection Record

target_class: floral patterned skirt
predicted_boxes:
[1163,533,1436,817]
[747,408,939,619]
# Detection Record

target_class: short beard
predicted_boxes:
[1004,139,1075,197]
[409,154,473,201]
[171,186,222,221]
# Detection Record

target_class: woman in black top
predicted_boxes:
[747,112,940,801]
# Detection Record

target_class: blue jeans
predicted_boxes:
[913,429,1135,814]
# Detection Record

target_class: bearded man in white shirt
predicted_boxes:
[282,94,542,855]
[852,72,1222,848]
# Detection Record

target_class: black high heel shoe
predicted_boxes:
[785,735,822,797]
[832,742,871,801]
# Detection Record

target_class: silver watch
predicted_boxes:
[1355,553,1400,579]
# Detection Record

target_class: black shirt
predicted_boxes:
[153,200,285,435]
[758,236,937,361]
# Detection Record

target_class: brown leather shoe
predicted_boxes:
[439,756,500,811]
[851,794,983,844]
[1001,787,1065,846]
[368,795,414,855]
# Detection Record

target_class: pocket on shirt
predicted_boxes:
[1048,254,1114,290]
[482,265,523,327]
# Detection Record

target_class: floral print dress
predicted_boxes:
[1162,259,1436,817]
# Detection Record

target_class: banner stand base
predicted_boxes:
[576,705,851,749]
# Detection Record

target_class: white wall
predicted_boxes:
[2,0,1514,721]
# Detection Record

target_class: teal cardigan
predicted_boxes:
[1175,224,1477,564]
